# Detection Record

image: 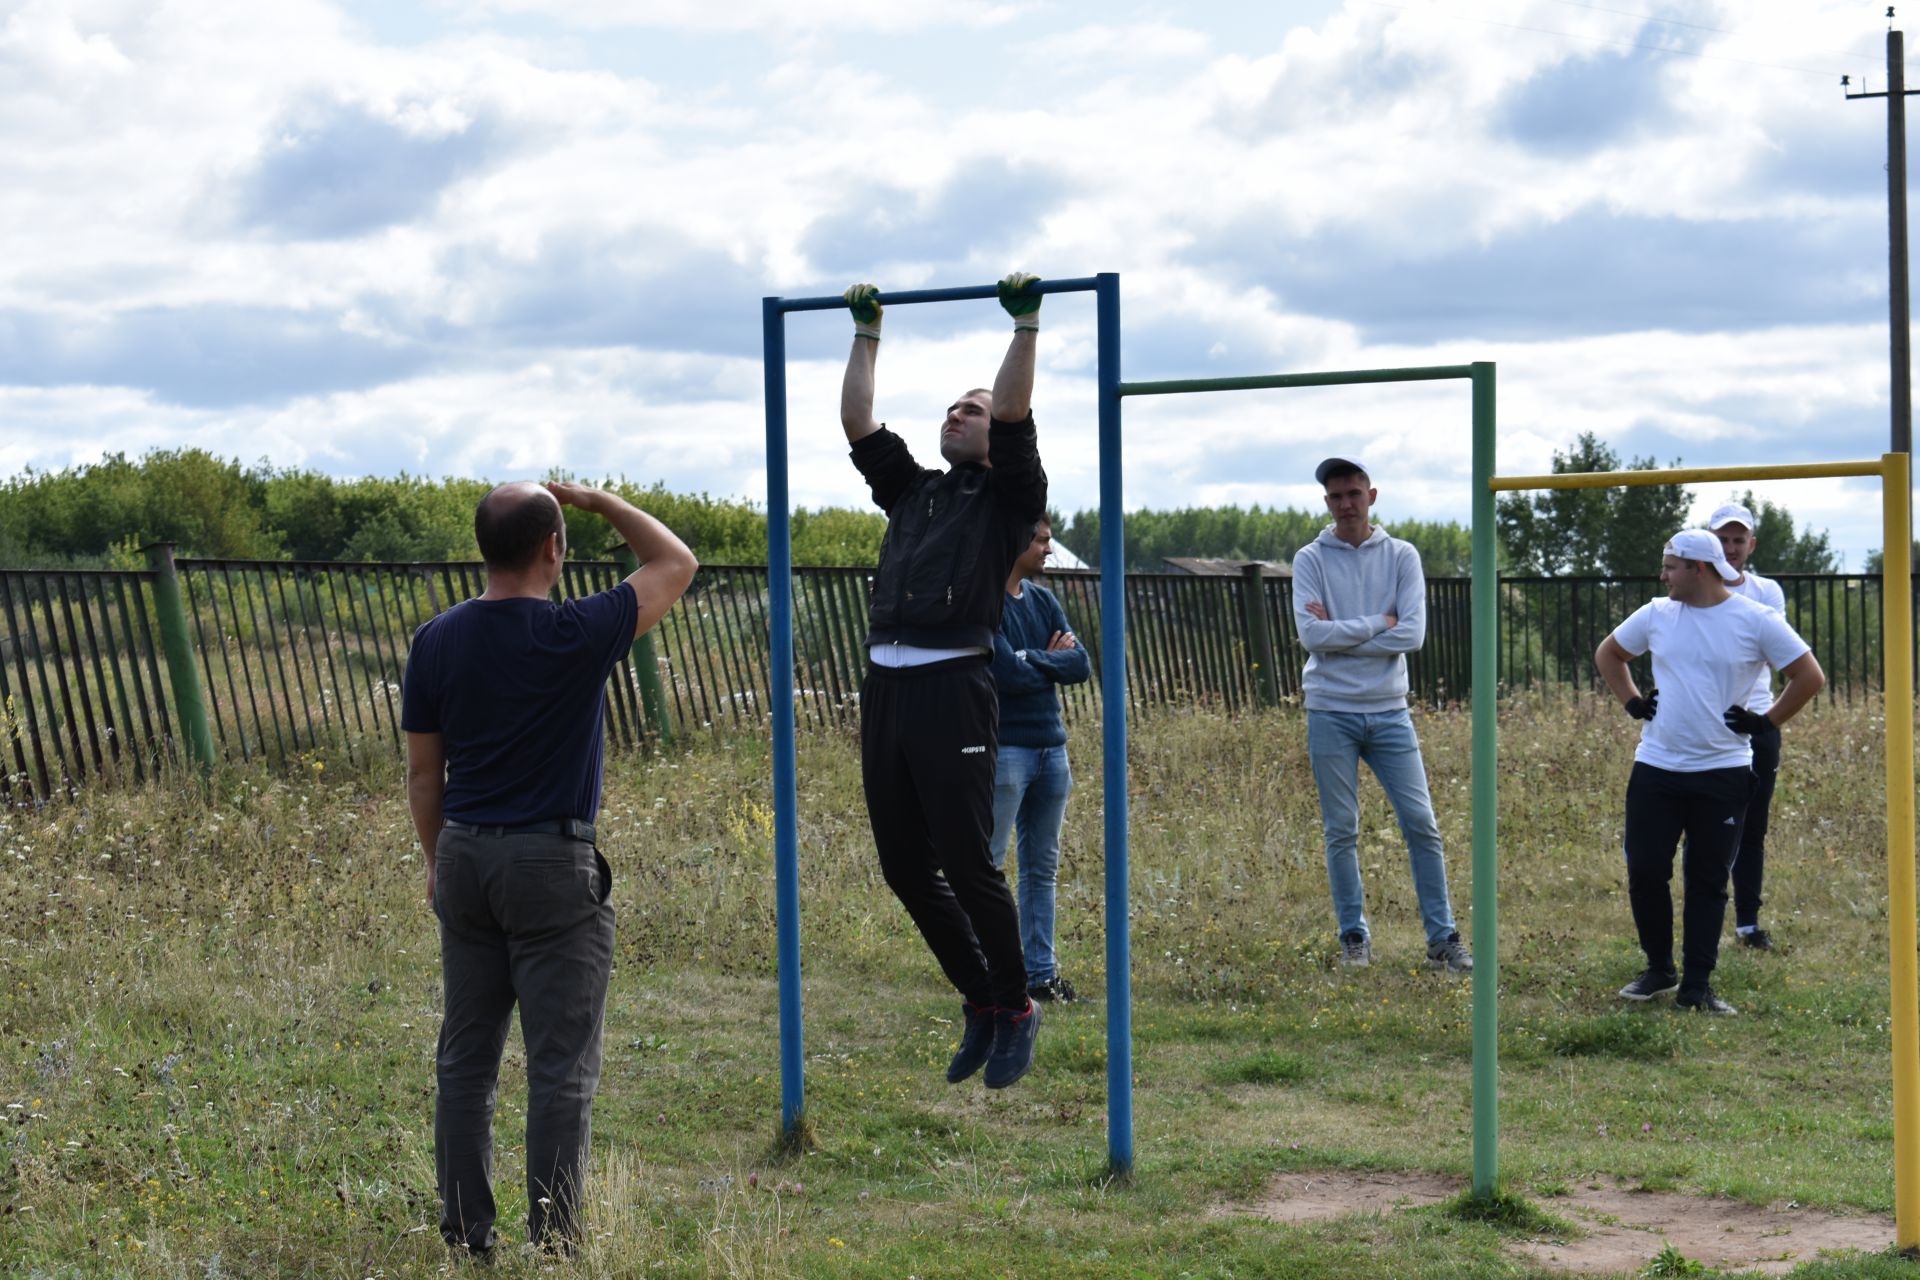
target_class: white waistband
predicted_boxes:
[868,641,989,668]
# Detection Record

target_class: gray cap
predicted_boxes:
[1315,456,1370,485]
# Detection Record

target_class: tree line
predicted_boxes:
[1,434,1844,576]
[0,450,886,568]
[1061,434,1838,576]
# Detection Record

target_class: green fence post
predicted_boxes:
[611,548,673,746]
[1239,562,1279,708]
[1469,362,1499,1198]
[141,542,217,778]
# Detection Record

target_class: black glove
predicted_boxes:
[1624,689,1658,721]
[1724,705,1776,737]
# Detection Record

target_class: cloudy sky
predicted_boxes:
[0,0,1908,563]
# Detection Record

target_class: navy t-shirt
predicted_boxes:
[400,584,639,825]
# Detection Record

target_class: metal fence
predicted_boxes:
[2,553,1912,804]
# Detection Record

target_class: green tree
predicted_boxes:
[1498,433,1692,577]
[1864,541,1920,574]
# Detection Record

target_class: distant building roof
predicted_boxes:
[1162,557,1292,577]
[1047,539,1090,570]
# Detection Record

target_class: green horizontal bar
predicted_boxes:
[1118,365,1476,397]
[1491,459,1886,492]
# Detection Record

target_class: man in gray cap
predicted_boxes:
[1292,456,1472,973]
[1708,502,1790,949]
[1593,530,1823,1015]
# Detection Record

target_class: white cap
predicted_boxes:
[1664,529,1740,581]
[1708,502,1756,532]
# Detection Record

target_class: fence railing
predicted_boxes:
[3,552,1912,804]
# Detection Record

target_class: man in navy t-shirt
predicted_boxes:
[402,480,695,1259]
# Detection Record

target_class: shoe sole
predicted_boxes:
[984,1005,1042,1090]
[1618,981,1679,1001]
[1428,959,1472,974]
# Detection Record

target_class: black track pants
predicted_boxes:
[861,658,1028,1009]
[1730,728,1781,929]
[1623,762,1752,988]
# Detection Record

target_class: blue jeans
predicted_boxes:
[988,744,1073,985]
[1307,708,1457,947]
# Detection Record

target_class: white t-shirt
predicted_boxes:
[1727,570,1787,713]
[1609,593,1810,772]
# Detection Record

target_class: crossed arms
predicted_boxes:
[1291,545,1426,656]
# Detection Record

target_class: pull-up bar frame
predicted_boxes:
[763,273,1500,1182]
[761,274,1136,1170]
[1480,452,1917,1244]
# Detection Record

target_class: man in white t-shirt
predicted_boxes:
[1593,529,1825,1015]
[1708,502,1791,950]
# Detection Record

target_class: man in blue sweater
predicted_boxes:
[988,516,1092,1003]
[1293,457,1471,974]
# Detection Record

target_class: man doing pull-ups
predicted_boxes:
[839,273,1049,1089]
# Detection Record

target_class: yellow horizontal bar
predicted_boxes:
[1489,459,1886,492]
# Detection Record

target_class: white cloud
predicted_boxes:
[0,0,1907,565]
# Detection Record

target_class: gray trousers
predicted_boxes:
[433,827,615,1253]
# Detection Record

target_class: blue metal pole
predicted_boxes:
[763,296,805,1134]
[775,277,1103,314]
[1095,272,1133,1176]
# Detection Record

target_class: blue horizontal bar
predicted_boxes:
[772,276,1103,314]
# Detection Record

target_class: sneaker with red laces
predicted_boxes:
[984,998,1042,1089]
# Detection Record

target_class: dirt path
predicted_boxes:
[1234,1169,1895,1275]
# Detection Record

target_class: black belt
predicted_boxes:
[443,818,597,843]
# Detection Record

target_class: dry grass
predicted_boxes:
[0,692,1911,1277]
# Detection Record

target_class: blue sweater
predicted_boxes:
[989,582,1092,748]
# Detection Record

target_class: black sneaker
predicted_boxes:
[983,999,1042,1089]
[1339,931,1372,968]
[1737,928,1775,951]
[946,1001,995,1084]
[1028,975,1079,1003]
[1618,969,1679,1001]
[1676,986,1738,1015]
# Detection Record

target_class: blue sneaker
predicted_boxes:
[984,999,1042,1089]
[946,1001,995,1084]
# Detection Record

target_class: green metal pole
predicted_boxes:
[1469,363,1499,1198]
[141,542,217,778]
[1239,562,1279,708]
[612,548,674,746]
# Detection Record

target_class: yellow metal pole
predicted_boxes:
[1884,451,1919,1250]
[1490,460,1885,491]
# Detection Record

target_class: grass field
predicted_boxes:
[1,694,1915,1278]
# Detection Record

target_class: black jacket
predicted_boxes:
[850,415,1047,651]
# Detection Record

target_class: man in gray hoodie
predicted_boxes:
[1292,457,1471,973]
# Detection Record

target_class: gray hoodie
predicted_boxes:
[1290,525,1427,712]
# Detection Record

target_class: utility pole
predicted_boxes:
[1847,8,1920,454]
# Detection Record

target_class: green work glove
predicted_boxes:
[998,272,1042,330]
[844,283,883,340]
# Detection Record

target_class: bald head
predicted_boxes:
[475,482,565,571]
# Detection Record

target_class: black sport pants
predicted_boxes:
[861,657,1028,1009]
[1624,762,1753,989]
[433,828,615,1254]
[1730,727,1781,929]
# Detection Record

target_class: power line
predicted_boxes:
[1357,0,1844,78]
[1536,0,1868,62]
